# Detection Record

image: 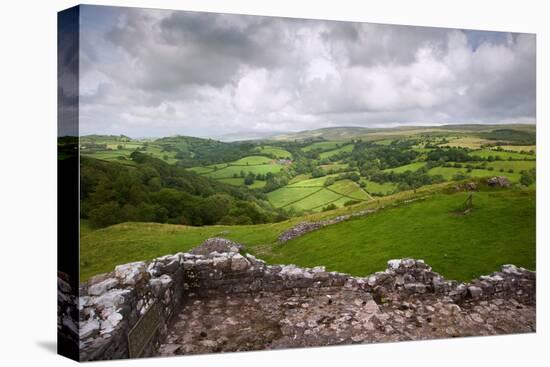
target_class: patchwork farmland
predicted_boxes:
[78,124,536,297]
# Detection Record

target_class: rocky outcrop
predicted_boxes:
[77,240,536,361]
[487,176,511,187]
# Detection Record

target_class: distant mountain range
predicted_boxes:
[80,123,535,143]
[266,124,536,142]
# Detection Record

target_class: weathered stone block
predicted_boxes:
[115,261,147,286]
[88,278,119,296]
[468,286,483,299]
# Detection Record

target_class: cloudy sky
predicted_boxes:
[78,5,536,139]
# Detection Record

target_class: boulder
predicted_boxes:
[94,289,131,309]
[158,259,180,274]
[487,176,511,188]
[387,259,402,271]
[230,253,251,272]
[468,286,483,299]
[88,278,119,296]
[404,283,427,294]
[80,319,100,339]
[114,261,147,286]
[212,254,232,269]
[190,238,244,256]
[149,274,173,296]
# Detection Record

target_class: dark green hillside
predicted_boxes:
[80,152,284,228]
[155,135,257,167]
[479,129,536,145]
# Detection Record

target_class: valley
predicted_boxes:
[79,124,536,282]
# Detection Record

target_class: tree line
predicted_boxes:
[81,152,286,228]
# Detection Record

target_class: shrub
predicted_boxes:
[322,203,338,211]
[344,200,360,207]
[453,172,468,181]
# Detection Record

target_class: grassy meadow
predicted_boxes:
[80,187,535,282]
[266,189,535,281]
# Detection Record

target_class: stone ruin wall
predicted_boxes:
[57,271,79,358]
[70,238,536,361]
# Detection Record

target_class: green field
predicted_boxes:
[82,149,137,162]
[218,177,267,189]
[268,177,370,211]
[486,160,536,172]
[302,141,346,152]
[384,162,426,173]
[80,188,535,282]
[497,145,536,153]
[267,187,322,208]
[231,155,274,165]
[256,146,292,158]
[372,139,394,146]
[81,139,180,164]
[360,179,398,195]
[412,147,433,153]
[319,144,354,159]
[206,163,232,169]
[426,159,535,183]
[288,188,342,211]
[328,180,371,201]
[469,149,535,160]
[428,166,522,182]
[319,163,349,172]
[80,221,290,280]
[265,190,536,281]
[187,166,215,174]
[288,174,311,184]
[204,164,283,179]
[287,175,336,187]
[188,155,286,183]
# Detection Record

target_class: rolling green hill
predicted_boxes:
[80,186,535,282]
[79,125,536,286]
[383,162,426,173]
[256,146,292,158]
[469,149,535,160]
[268,189,535,281]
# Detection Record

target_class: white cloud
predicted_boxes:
[78,5,536,138]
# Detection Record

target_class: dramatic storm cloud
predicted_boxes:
[79,5,536,139]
